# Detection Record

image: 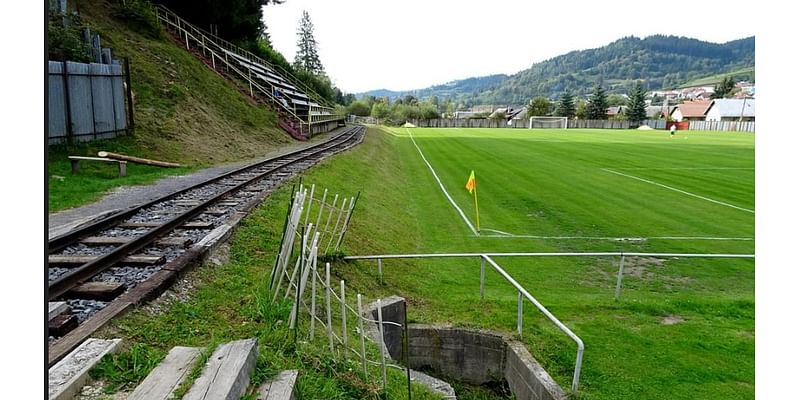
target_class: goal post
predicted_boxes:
[529,116,568,129]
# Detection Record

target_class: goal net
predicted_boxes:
[529,116,568,129]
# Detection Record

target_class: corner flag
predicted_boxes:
[465,170,476,194]
[465,170,480,232]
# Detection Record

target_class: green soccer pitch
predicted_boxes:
[364,126,755,399]
[251,126,754,399]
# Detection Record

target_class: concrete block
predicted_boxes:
[257,369,298,400]
[48,338,122,400]
[505,341,566,400]
[128,346,202,400]
[183,338,258,400]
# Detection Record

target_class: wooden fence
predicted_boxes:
[48,60,132,145]
[406,118,754,132]
[689,120,755,133]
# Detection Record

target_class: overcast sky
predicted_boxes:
[262,0,754,94]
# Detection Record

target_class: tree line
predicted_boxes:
[526,81,648,122]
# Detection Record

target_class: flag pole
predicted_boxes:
[473,175,480,233]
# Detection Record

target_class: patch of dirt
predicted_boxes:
[74,380,129,400]
[623,257,666,279]
[660,315,685,325]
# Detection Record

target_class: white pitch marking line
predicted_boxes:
[405,128,479,236]
[614,167,754,170]
[602,168,754,214]
[480,234,753,241]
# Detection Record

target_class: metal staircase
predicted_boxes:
[155,5,345,140]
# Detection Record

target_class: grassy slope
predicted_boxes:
[49,0,292,212]
[679,66,756,87]
[92,130,444,399]
[95,127,754,399]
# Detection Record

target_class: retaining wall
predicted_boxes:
[368,297,566,400]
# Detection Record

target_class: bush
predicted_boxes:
[48,12,92,62]
[114,0,163,39]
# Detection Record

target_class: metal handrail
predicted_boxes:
[156,10,307,127]
[154,4,336,109]
[341,251,755,394]
[343,252,755,260]
[482,255,584,393]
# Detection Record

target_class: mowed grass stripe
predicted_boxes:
[602,168,754,213]
[392,127,754,244]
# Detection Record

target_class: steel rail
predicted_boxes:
[49,127,357,253]
[49,126,364,300]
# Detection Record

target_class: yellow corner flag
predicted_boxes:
[465,170,480,232]
[465,170,476,194]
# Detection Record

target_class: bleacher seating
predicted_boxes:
[155,5,345,140]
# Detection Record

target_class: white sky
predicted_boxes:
[263,0,755,94]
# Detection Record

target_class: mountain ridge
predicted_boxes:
[358,34,755,105]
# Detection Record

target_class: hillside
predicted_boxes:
[49,0,299,211]
[56,0,292,165]
[359,74,508,102]
[361,35,754,105]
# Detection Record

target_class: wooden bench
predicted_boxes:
[68,156,127,177]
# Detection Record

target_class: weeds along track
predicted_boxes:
[48,125,365,366]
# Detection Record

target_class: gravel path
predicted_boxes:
[49,130,340,239]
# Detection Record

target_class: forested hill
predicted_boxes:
[360,74,508,102]
[361,35,754,105]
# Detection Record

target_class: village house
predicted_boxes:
[670,100,712,122]
[704,98,755,122]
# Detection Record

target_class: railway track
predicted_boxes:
[48,125,365,365]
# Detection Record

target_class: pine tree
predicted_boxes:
[626,81,647,122]
[587,84,609,120]
[293,10,324,74]
[712,76,736,99]
[555,91,576,118]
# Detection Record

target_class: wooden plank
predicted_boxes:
[182,221,215,229]
[49,255,165,266]
[183,338,259,400]
[118,221,213,229]
[257,370,298,400]
[68,156,123,162]
[49,302,133,367]
[48,338,122,400]
[80,236,131,245]
[65,281,126,301]
[49,314,78,337]
[117,222,162,228]
[81,236,192,247]
[202,209,228,216]
[49,302,69,322]
[158,237,193,247]
[128,346,203,400]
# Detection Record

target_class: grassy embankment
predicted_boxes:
[92,126,753,399]
[48,0,291,212]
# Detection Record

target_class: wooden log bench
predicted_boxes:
[68,156,127,177]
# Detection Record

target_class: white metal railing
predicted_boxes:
[154,4,335,109]
[482,255,584,393]
[344,252,755,300]
[342,251,755,393]
[155,6,343,135]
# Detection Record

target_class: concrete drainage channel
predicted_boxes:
[365,296,567,400]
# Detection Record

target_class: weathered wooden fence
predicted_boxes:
[689,120,755,133]
[407,118,754,132]
[409,119,664,129]
[48,60,131,145]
